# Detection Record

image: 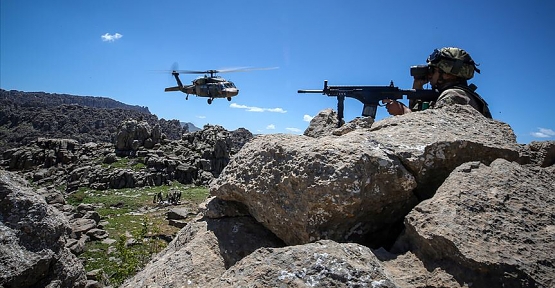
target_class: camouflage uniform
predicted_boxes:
[423,47,492,118]
[433,85,492,118]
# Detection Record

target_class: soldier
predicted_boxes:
[385,47,492,118]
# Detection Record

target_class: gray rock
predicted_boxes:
[82,210,101,224]
[76,203,95,213]
[303,108,340,137]
[71,218,97,237]
[394,159,555,287]
[211,132,417,246]
[85,279,103,288]
[86,228,109,241]
[368,104,520,199]
[0,170,86,288]
[168,219,188,228]
[166,207,193,220]
[519,140,555,167]
[332,116,374,136]
[66,235,89,255]
[212,240,397,287]
[101,238,117,245]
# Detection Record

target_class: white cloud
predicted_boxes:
[197,115,206,119]
[230,103,287,113]
[266,124,276,130]
[303,114,314,122]
[267,108,287,113]
[101,33,123,42]
[530,127,555,138]
[286,127,302,133]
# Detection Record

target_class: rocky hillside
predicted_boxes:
[0,89,186,153]
[2,100,555,287]
[1,89,150,112]
[0,90,254,287]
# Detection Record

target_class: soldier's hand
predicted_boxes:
[382,99,411,116]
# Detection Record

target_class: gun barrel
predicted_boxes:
[297,89,325,94]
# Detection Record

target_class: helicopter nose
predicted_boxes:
[224,88,239,97]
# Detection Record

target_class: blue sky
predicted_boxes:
[1,0,554,143]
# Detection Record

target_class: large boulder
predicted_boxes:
[211,131,417,246]
[212,240,397,287]
[0,170,87,288]
[392,159,555,287]
[368,104,520,199]
[115,119,158,153]
[210,105,520,246]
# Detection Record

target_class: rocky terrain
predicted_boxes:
[1,90,554,287]
[0,89,187,154]
[0,90,252,287]
[126,105,555,287]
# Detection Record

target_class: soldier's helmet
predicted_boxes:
[427,47,480,80]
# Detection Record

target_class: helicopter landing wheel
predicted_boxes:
[207,99,213,104]
[227,97,232,101]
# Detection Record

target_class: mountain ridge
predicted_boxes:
[0,89,189,153]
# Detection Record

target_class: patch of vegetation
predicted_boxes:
[74,183,209,286]
[67,189,87,204]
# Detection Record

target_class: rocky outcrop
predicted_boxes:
[210,105,521,246]
[388,159,555,287]
[0,170,87,288]
[4,138,80,170]
[125,108,553,287]
[4,101,555,287]
[304,108,374,138]
[2,124,254,190]
[115,119,165,152]
[519,140,555,167]
[303,108,340,137]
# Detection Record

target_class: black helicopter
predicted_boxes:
[164,67,277,104]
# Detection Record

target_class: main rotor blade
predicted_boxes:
[173,70,213,74]
[216,67,279,73]
[154,67,279,74]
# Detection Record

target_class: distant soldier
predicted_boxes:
[385,47,492,118]
[153,191,163,204]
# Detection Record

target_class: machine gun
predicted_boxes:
[298,80,439,127]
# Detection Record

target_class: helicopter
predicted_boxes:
[164,67,277,104]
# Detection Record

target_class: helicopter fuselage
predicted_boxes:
[192,76,238,98]
[165,72,238,104]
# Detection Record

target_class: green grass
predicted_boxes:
[69,183,210,286]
